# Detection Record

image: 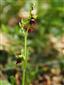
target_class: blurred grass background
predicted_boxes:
[0,0,64,76]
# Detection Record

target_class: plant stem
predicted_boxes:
[22,32,28,85]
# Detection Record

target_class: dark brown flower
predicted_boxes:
[23,18,37,33]
[30,18,36,25]
[16,58,24,64]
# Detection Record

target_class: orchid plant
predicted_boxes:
[16,4,37,85]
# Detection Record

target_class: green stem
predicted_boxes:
[22,32,28,85]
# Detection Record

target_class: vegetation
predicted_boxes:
[0,0,64,85]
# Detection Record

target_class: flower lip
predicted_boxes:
[24,25,33,33]
[16,58,24,64]
[30,18,36,25]
[28,28,33,32]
